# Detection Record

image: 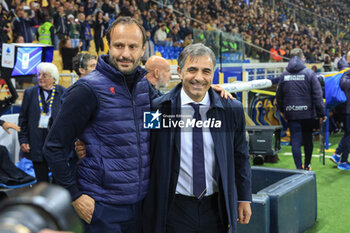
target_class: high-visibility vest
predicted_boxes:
[38,22,55,45]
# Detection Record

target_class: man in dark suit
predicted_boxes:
[18,63,65,182]
[143,43,252,233]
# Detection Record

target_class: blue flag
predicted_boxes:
[325,71,347,108]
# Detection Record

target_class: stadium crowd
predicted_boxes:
[0,0,348,68]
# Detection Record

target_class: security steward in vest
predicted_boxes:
[37,16,55,45]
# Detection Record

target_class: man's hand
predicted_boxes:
[1,122,20,134]
[211,84,234,100]
[20,143,30,153]
[75,140,86,159]
[72,194,95,224]
[237,202,251,224]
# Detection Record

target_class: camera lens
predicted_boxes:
[0,183,81,233]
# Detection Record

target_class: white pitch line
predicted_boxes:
[282,152,331,158]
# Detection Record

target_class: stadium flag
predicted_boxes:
[244,0,250,5]
[324,69,348,108]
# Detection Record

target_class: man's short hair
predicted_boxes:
[290,48,304,58]
[72,53,97,76]
[106,16,147,47]
[178,43,216,71]
[36,62,59,84]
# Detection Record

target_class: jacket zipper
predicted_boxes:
[123,76,143,200]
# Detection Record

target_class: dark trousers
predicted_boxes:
[335,114,350,162]
[288,119,314,169]
[94,37,104,54]
[33,159,50,182]
[166,193,226,233]
[84,201,142,233]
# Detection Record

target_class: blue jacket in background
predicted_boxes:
[335,57,349,113]
[340,71,350,114]
[276,56,325,120]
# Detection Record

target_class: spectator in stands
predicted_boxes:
[168,24,182,47]
[12,5,37,43]
[15,35,24,43]
[30,1,44,25]
[72,53,97,78]
[0,5,10,47]
[93,11,108,54]
[141,31,154,65]
[0,120,20,134]
[323,55,332,72]
[18,62,65,182]
[144,56,171,90]
[270,44,282,62]
[67,14,80,48]
[276,48,326,170]
[77,13,92,52]
[101,0,114,17]
[182,33,193,48]
[53,5,68,50]
[154,23,172,46]
[59,37,82,71]
[36,16,55,45]
[113,0,121,16]
[84,0,96,17]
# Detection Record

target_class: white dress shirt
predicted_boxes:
[175,88,218,196]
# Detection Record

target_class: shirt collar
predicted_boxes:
[180,88,210,107]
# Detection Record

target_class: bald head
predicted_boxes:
[145,56,171,89]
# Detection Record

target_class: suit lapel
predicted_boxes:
[173,93,181,156]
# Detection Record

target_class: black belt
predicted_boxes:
[175,192,218,202]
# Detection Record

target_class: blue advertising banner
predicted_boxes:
[213,66,243,84]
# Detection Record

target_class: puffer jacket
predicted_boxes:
[76,55,151,204]
[276,56,325,120]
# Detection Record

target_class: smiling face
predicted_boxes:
[178,55,214,102]
[108,23,145,75]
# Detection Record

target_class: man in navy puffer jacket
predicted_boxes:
[44,17,159,233]
[276,48,326,170]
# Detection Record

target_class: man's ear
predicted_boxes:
[177,67,183,81]
[154,68,160,79]
[141,44,146,57]
[79,67,85,76]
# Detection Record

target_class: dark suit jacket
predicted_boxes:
[18,84,65,162]
[143,83,252,233]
